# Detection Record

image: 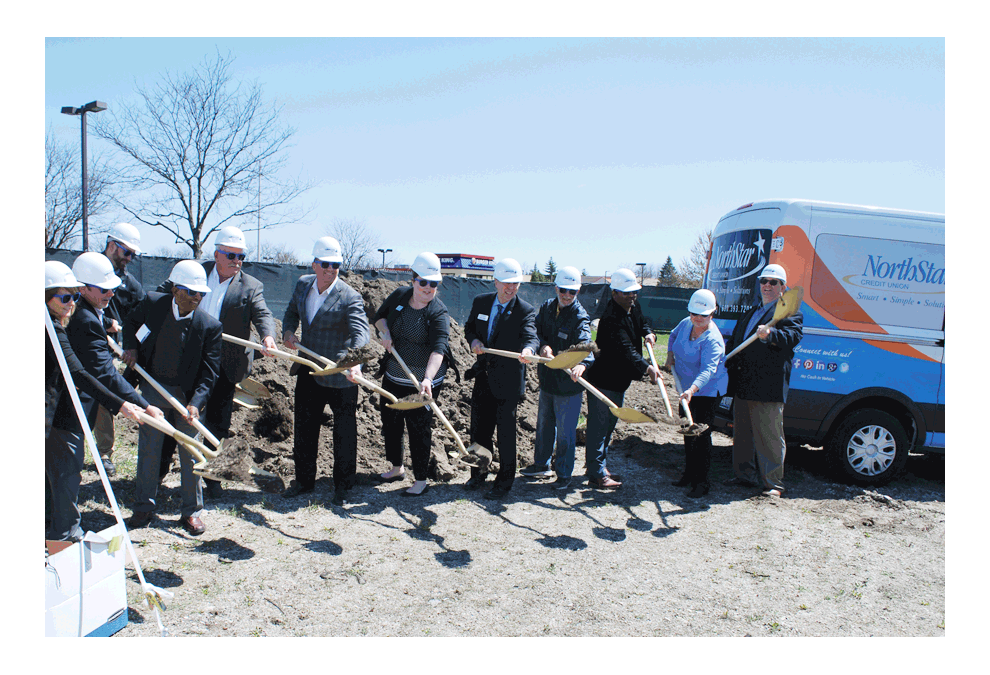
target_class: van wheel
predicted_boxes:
[827,409,909,486]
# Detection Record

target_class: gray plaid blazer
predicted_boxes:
[282,275,370,388]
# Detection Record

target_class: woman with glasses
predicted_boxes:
[663,289,727,498]
[371,252,453,497]
[45,261,147,542]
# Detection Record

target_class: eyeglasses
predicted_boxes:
[218,250,246,261]
[557,287,577,296]
[759,279,782,287]
[177,286,206,298]
[616,290,638,296]
[315,261,341,270]
[53,292,81,304]
[416,279,440,288]
[86,284,116,295]
[114,241,135,258]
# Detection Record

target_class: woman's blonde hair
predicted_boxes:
[46,288,77,327]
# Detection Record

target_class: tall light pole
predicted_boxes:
[637,262,647,285]
[378,248,392,269]
[61,100,107,251]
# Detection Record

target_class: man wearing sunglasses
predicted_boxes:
[155,226,277,499]
[520,266,594,492]
[281,236,370,506]
[724,263,804,498]
[94,222,147,477]
[123,260,222,536]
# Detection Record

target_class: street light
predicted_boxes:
[378,248,392,269]
[61,100,107,251]
[637,262,647,285]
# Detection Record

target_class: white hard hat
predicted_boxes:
[46,260,81,289]
[107,222,142,254]
[313,236,343,263]
[610,268,641,292]
[72,252,122,290]
[687,289,717,316]
[493,258,524,283]
[412,252,443,281]
[215,226,247,250]
[555,266,582,290]
[759,264,787,284]
[168,260,211,293]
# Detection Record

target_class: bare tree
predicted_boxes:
[257,241,300,264]
[93,51,310,257]
[151,244,193,258]
[45,130,117,249]
[677,228,714,287]
[324,217,380,269]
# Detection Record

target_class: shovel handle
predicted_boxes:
[295,343,335,368]
[107,337,220,454]
[222,334,325,371]
[133,410,208,467]
[644,345,674,417]
[574,376,619,410]
[352,374,399,404]
[389,348,468,456]
[670,370,695,426]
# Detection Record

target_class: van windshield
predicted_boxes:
[705,227,773,322]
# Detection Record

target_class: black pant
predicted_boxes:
[681,395,718,487]
[159,371,237,480]
[469,371,521,490]
[380,378,443,481]
[293,374,358,491]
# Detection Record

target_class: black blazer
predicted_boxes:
[123,292,223,411]
[63,299,149,426]
[159,262,276,383]
[464,292,538,400]
[725,301,804,403]
[584,298,654,393]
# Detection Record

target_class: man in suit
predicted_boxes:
[582,268,659,489]
[724,263,803,497]
[281,236,370,506]
[463,258,539,500]
[123,260,222,535]
[156,226,277,499]
[94,222,147,477]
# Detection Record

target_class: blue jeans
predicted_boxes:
[584,386,624,480]
[533,389,583,479]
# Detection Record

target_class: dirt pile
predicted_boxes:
[182,272,678,488]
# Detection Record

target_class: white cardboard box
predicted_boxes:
[45,525,128,637]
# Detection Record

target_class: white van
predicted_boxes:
[704,199,944,486]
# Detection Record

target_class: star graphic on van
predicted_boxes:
[754,233,765,254]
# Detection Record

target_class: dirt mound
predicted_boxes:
[164,272,685,487]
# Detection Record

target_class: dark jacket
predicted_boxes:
[62,299,150,429]
[725,301,804,403]
[105,265,145,338]
[535,297,594,397]
[464,292,539,400]
[123,292,223,411]
[372,286,455,381]
[158,261,276,383]
[584,298,654,393]
[46,319,127,437]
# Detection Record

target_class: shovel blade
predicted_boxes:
[459,443,493,468]
[387,393,432,410]
[544,350,591,370]
[233,392,260,410]
[236,378,271,399]
[677,422,709,437]
[609,407,656,424]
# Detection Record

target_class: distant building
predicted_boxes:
[436,253,495,279]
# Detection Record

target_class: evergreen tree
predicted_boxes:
[530,263,547,283]
[544,257,558,278]
[660,256,677,283]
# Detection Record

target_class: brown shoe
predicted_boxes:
[128,510,154,529]
[591,476,622,489]
[181,515,206,536]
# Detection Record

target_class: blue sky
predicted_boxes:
[44,37,944,276]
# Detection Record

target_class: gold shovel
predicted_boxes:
[294,343,398,404]
[481,347,591,370]
[386,349,492,468]
[221,334,336,376]
[131,408,212,473]
[725,287,804,360]
[574,375,656,424]
[233,378,271,410]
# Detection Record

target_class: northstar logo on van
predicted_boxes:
[708,232,768,283]
[841,255,945,294]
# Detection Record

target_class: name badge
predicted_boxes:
[478,313,489,321]
[396,305,404,311]
[558,331,569,340]
[136,324,151,343]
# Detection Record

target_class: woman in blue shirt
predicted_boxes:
[663,289,727,498]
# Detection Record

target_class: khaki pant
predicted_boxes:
[732,399,786,492]
[94,404,115,460]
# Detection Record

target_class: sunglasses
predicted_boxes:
[86,284,116,295]
[53,292,81,304]
[557,287,577,296]
[759,279,782,287]
[114,241,135,258]
[218,250,246,261]
[416,279,440,288]
[177,286,206,298]
[616,290,639,296]
[315,261,341,270]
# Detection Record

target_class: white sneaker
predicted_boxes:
[519,465,553,478]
